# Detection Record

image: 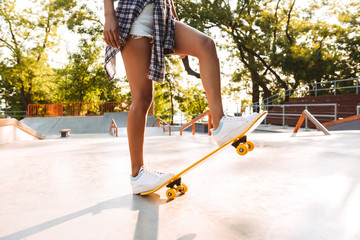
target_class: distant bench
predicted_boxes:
[59,129,71,138]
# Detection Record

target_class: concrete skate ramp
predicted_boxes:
[102,112,128,129]
[21,116,103,135]
[21,117,60,135]
[102,112,156,129]
[323,115,360,131]
[21,113,157,136]
[0,118,45,145]
[51,116,104,134]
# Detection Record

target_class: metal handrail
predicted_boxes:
[153,117,171,136]
[180,110,212,136]
[249,78,359,110]
[307,78,360,96]
[0,111,28,119]
[109,119,119,137]
[248,103,337,129]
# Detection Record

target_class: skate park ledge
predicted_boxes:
[0,118,46,145]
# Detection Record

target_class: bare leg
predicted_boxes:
[172,21,224,130]
[121,36,153,177]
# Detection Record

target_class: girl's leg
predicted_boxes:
[121,36,153,177]
[172,21,225,130]
[172,21,262,147]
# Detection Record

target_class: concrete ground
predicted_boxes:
[1,126,360,240]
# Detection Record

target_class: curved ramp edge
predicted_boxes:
[0,119,46,143]
[323,114,360,130]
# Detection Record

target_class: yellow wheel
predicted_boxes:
[179,183,188,195]
[236,144,248,156]
[246,141,255,151]
[166,188,177,200]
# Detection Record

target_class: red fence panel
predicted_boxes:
[27,102,132,117]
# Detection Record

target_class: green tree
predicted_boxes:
[175,0,346,105]
[154,55,209,123]
[154,56,183,124]
[177,84,208,119]
[270,1,340,97]
[0,0,76,111]
[333,1,360,81]
[55,39,121,103]
[54,0,126,105]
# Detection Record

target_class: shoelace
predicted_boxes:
[222,116,244,121]
[223,113,258,122]
[139,165,164,176]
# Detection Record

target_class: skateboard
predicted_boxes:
[140,111,268,200]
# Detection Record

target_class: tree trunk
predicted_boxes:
[258,79,272,102]
[169,81,174,125]
[248,55,261,112]
[252,79,260,112]
[182,56,200,79]
[20,78,32,111]
[283,85,290,102]
[170,94,174,125]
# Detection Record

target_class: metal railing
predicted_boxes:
[292,110,331,136]
[109,119,119,137]
[247,103,337,129]
[153,118,172,136]
[157,113,210,126]
[27,102,131,117]
[0,111,28,119]
[180,110,212,136]
[309,78,359,96]
[249,78,360,109]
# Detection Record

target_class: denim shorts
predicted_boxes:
[129,3,154,39]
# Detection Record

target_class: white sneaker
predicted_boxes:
[130,166,174,194]
[211,113,260,147]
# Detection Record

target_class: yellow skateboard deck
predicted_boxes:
[140,111,268,199]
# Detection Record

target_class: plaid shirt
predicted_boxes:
[104,0,176,82]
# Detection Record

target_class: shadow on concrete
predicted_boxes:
[177,233,197,240]
[0,194,167,240]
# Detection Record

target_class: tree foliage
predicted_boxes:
[2,0,359,120]
[175,0,360,104]
[154,56,183,123]
[0,0,122,112]
[333,1,360,79]
[55,39,120,103]
[177,84,208,119]
[0,0,74,110]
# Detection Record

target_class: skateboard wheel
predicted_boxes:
[179,183,188,194]
[236,144,248,156]
[246,141,255,151]
[166,188,177,200]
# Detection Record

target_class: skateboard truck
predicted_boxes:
[231,135,255,156]
[165,178,188,200]
[231,136,247,148]
[166,177,182,189]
